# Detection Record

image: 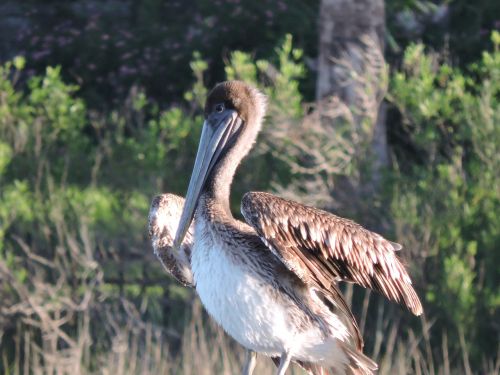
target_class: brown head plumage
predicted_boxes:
[204,81,267,126]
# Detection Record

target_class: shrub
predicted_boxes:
[388,31,500,365]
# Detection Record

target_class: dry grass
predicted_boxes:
[1,225,497,375]
[2,292,498,375]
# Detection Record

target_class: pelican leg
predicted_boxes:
[242,350,257,375]
[276,351,292,375]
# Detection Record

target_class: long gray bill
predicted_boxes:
[173,110,240,251]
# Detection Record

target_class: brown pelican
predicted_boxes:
[150,193,270,375]
[149,193,261,374]
[165,81,422,375]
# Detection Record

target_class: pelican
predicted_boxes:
[156,81,423,375]
[149,193,261,374]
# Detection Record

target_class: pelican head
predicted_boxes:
[173,81,266,250]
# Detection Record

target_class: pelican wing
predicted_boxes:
[241,192,422,315]
[149,194,194,287]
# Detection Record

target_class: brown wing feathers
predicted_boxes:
[242,192,423,316]
[149,194,194,287]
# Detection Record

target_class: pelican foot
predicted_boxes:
[242,350,257,375]
[276,351,292,375]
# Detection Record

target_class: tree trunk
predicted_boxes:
[316,0,388,185]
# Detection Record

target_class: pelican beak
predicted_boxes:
[173,109,242,251]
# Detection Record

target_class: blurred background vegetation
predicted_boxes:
[0,0,498,374]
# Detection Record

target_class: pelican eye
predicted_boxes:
[214,103,225,113]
